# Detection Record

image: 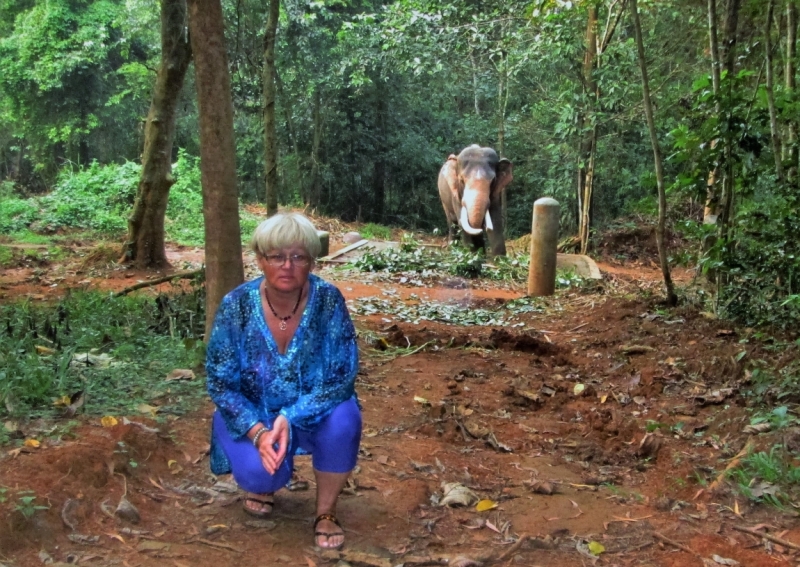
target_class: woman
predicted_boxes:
[206,212,361,550]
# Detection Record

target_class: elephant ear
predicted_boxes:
[443,154,463,199]
[492,158,513,196]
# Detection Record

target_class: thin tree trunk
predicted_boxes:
[121,0,192,268]
[704,0,721,225]
[263,0,280,216]
[786,0,798,181]
[630,0,677,306]
[470,49,481,117]
[581,126,597,255]
[187,0,245,339]
[372,75,386,221]
[718,0,741,238]
[275,69,304,203]
[497,46,508,228]
[578,5,597,255]
[766,0,784,181]
[309,87,322,209]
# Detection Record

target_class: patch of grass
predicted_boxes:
[0,283,207,421]
[9,231,51,245]
[728,446,800,509]
[750,406,799,430]
[0,245,12,267]
[360,223,392,240]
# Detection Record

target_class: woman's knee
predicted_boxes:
[327,398,362,442]
[231,456,292,493]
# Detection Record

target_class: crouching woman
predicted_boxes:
[206,212,361,550]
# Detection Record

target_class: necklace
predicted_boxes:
[264,287,302,331]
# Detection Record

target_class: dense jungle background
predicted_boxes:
[0,0,798,328]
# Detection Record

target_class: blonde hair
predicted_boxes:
[250,212,322,259]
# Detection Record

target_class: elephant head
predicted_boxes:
[438,145,513,256]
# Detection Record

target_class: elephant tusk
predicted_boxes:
[460,206,483,235]
[484,210,493,231]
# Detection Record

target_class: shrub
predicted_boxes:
[0,198,40,234]
[38,161,140,233]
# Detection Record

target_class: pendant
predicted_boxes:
[279,320,287,331]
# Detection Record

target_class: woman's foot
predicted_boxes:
[314,513,344,549]
[243,493,274,517]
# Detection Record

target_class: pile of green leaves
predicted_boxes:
[351,235,556,284]
[350,295,540,327]
[0,285,206,421]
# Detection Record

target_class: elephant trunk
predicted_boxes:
[460,206,483,235]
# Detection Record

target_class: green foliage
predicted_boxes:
[750,406,798,430]
[0,0,158,178]
[165,151,205,245]
[351,237,588,289]
[729,447,800,509]
[13,490,49,519]
[37,161,140,233]
[351,292,544,327]
[0,285,206,419]
[0,197,39,233]
[360,223,392,240]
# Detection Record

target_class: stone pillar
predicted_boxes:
[317,231,330,258]
[527,198,560,296]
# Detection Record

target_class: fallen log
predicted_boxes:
[113,269,204,297]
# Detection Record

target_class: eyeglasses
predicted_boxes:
[263,253,311,267]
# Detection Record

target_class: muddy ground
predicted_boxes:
[1,233,799,567]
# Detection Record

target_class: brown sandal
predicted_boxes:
[243,494,274,518]
[314,513,344,549]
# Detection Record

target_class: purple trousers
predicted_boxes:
[212,398,362,494]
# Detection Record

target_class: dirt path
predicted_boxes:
[1,248,798,567]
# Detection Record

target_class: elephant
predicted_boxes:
[437,144,513,257]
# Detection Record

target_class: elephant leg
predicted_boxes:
[486,210,506,257]
[461,231,485,252]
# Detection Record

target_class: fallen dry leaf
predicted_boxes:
[475,499,498,512]
[165,368,195,381]
[101,416,118,427]
[440,482,479,507]
[528,480,555,495]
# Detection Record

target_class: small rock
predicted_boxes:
[342,232,362,244]
[654,496,673,511]
[115,497,140,524]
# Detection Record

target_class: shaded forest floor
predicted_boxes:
[1,227,800,567]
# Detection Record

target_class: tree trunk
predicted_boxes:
[718,0,741,238]
[187,0,245,339]
[263,0,280,216]
[766,0,784,181]
[630,0,677,306]
[121,0,192,268]
[372,77,386,222]
[786,0,798,181]
[578,5,597,255]
[275,68,305,203]
[309,87,322,210]
[470,49,481,117]
[704,0,721,225]
[497,45,508,229]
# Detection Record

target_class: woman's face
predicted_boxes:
[257,244,314,293]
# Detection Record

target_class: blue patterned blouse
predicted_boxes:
[206,273,359,475]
